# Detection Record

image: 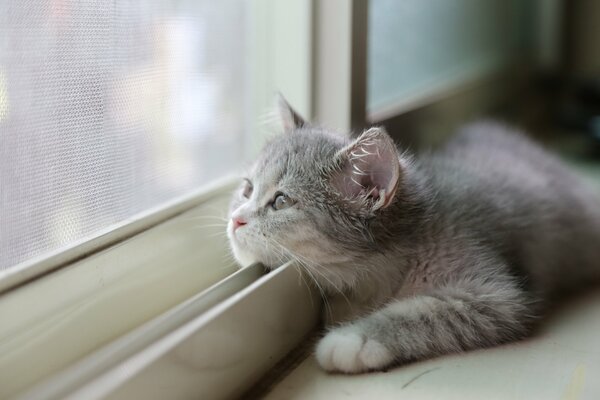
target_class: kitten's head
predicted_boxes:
[227,96,403,290]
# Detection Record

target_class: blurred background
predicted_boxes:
[1,0,600,273]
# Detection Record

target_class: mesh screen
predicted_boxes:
[0,1,248,271]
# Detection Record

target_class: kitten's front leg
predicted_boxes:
[325,290,384,326]
[316,282,533,373]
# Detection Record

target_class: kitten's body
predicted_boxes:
[227,100,600,373]
[421,124,600,296]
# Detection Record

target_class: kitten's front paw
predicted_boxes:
[315,328,394,373]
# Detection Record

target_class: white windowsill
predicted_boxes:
[261,290,600,400]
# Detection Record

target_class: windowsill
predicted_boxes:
[259,289,600,399]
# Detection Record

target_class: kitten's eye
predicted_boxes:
[272,192,293,210]
[242,179,253,199]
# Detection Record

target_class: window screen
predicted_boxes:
[0,1,248,271]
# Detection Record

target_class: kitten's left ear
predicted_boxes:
[332,127,401,211]
[277,93,307,131]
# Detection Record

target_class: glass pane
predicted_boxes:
[0,1,248,271]
[368,0,534,111]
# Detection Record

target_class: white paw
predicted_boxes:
[315,328,395,373]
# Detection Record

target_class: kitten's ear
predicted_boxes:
[277,93,307,131]
[332,127,401,211]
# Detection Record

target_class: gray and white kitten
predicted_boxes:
[227,97,600,373]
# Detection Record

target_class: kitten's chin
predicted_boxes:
[229,238,287,270]
[230,240,258,268]
[228,228,288,269]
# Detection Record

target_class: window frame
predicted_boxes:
[0,176,238,295]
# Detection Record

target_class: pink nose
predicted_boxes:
[232,217,247,231]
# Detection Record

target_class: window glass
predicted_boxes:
[368,0,534,111]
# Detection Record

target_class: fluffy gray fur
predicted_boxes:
[227,97,600,373]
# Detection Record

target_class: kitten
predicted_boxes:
[227,96,600,373]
